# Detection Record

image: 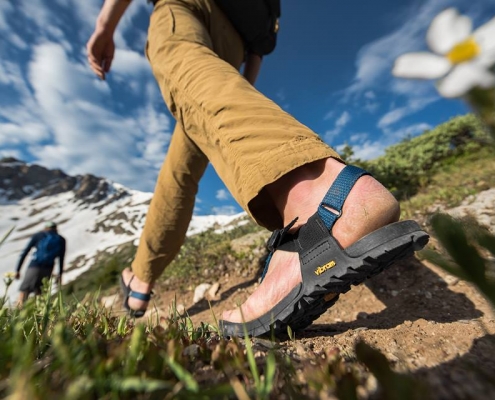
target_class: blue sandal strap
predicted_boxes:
[260,166,369,282]
[129,290,151,301]
[318,165,370,231]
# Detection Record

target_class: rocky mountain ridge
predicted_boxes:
[0,158,246,303]
[0,157,128,204]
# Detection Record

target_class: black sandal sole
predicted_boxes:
[220,220,429,337]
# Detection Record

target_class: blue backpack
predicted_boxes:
[35,232,62,266]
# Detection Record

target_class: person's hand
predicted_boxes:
[86,29,115,80]
[15,272,20,280]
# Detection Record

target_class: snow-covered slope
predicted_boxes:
[0,158,246,304]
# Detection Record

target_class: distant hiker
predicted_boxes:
[87,0,428,337]
[15,221,66,306]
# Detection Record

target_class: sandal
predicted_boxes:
[220,165,429,337]
[120,274,152,318]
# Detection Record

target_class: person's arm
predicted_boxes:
[86,0,133,80]
[15,235,37,279]
[243,52,262,86]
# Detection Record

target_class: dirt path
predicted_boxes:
[141,255,494,399]
[109,189,495,399]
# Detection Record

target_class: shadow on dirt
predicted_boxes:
[413,334,495,399]
[303,256,483,335]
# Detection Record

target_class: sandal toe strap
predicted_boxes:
[128,290,151,302]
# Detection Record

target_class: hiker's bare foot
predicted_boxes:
[122,267,153,312]
[221,158,400,324]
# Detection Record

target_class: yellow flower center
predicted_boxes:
[447,37,480,64]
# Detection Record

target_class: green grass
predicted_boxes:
[3,113,495,399]
[1,282,397,399]
[62,216,264,301]
[400,146,495,220]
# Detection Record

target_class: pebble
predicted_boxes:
[183,344,200,357]
[193,283,212,303]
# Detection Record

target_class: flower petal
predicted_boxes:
[427,8,472,55]
[392,52,451,79]
[437,62,495,98]
[474,16,495,67]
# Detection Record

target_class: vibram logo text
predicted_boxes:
[314,260,336,276]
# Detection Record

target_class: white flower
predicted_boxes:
[3,272,16,286]
[393,8,495,98]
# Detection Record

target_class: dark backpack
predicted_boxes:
[35,232,62,266]
[215,0,281,56]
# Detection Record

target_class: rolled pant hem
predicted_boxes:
[242,137,340,228]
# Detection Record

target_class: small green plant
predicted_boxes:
[355,341,429,400]
[422,214,495,307]
[0,225,15,248]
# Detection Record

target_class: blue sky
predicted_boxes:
[1,0,494,216]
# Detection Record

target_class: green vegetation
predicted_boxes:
[161,218,264,283]
[63,217,264,301]
[1,280,424,399]
[400,145,495,219]
[62,243,137,301]
[422,213,495,306]
[2,112,495,399]
[348,114,490,200]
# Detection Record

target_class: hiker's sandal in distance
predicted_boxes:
[120,275,152,318]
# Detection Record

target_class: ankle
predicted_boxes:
[333,175,400,247]
[267,158,400,246]
[266,158,345,227]
[123,268,153,294]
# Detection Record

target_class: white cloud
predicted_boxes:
[336,111,351,128]
[349,133,369,143]
[342,0,495,104]
[0,149,23,160]
[343,0,444,98]
[9,41,170,191]
[212,205,238,215]
[0,60,24,87]
[364,91,376,99]
[0,3,28,52]
[0,1,13,31]
[0,0,170,193]
[0,122,50,145]
[350,141,386,160]
[324,111,351,141]
[276,88,286,102]
[377,97,437,129]
[362,91,380,113]
[324,129,339,142]
[216,189,231,201]
[335,122,431,161]
[112,49,151,77]
[389,122,432,140]
[323,110,335,121]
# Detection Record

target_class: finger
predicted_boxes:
[87,51,107,76]
[103,57,113,73]
[88,58,105,80]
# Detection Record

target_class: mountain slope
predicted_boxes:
[0,158,245,303]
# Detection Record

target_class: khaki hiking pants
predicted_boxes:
[132,0,340,283]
